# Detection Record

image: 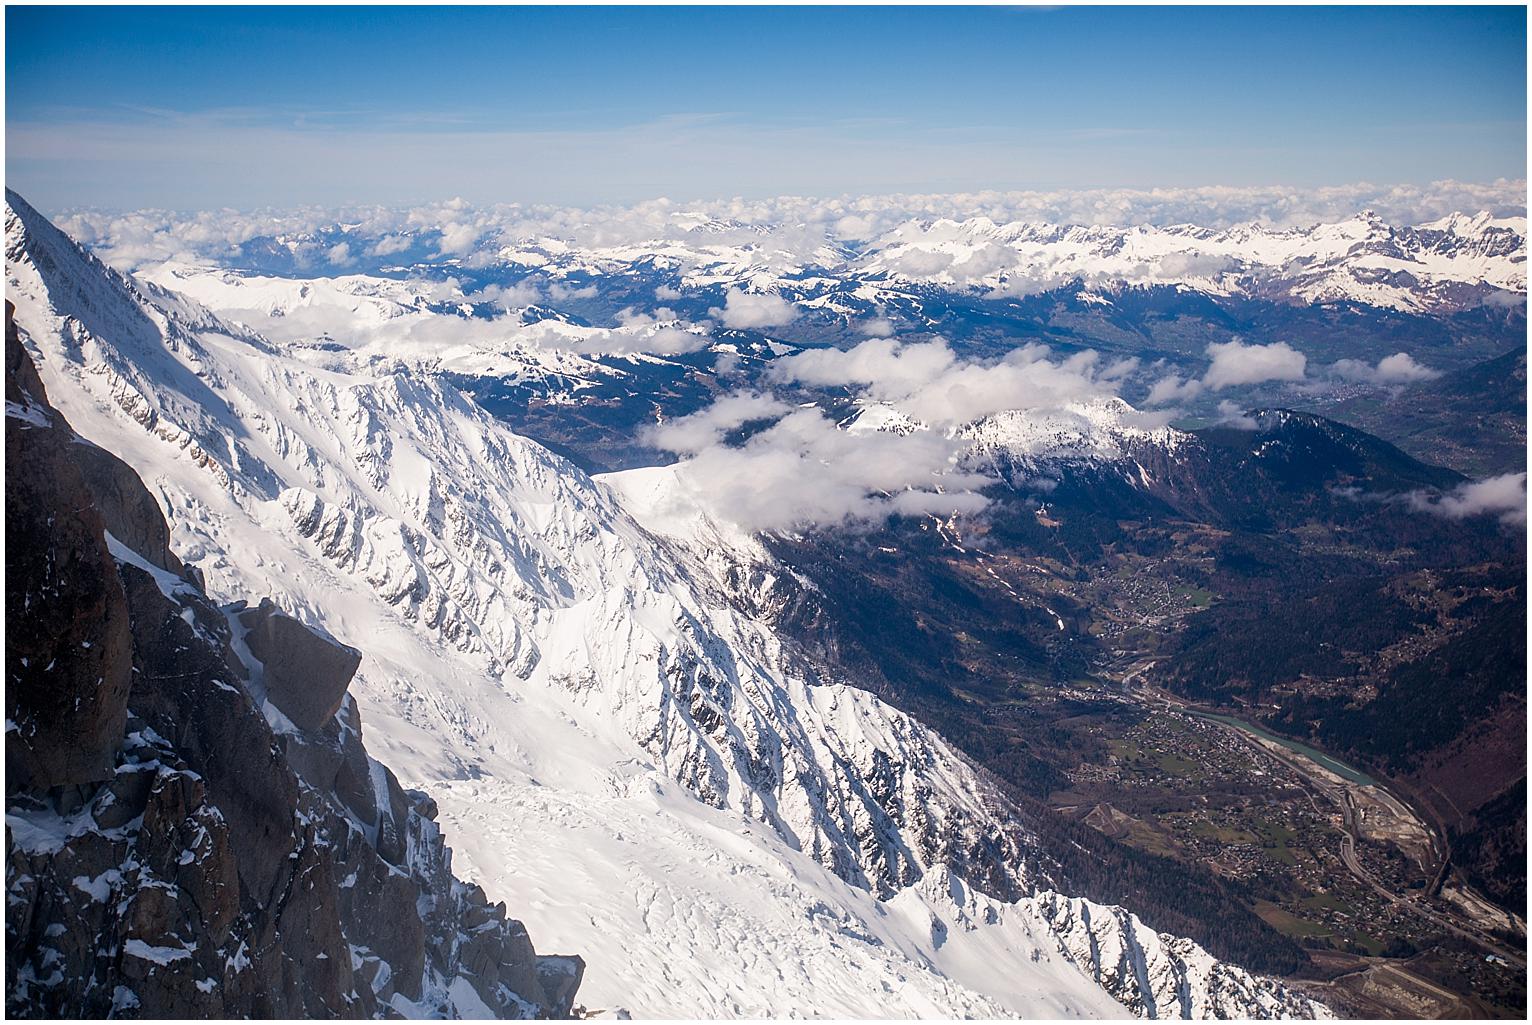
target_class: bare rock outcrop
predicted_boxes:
[5,307,583,1018]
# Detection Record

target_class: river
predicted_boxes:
[1186,710,1377,786]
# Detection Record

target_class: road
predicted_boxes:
[1334,790,1526,969]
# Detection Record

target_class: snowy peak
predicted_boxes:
[962,396,1188,470]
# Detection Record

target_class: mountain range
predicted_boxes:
[5,192,1341,1017]
[8,185,1527,1018]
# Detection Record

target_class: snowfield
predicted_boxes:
[7,189,1328,1019]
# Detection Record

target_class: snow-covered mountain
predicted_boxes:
[7,189,1328,1018]
[117,206,1527,348]
[850,211,1526,313]
[5,325,584,1018]
[480,209,1526,315]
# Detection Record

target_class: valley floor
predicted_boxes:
[1050,664,1527,1018]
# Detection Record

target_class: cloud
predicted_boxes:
[469,279,543,308]
[325,242,352,265]
[643,337,1123,531]
[522,319,710,356]
[660,407,989,533]
[548,282,599,301]
[834,213,876,239]
[54,180,1527,292]
[1214,399,1260,429]
[1202,340,1308,390]
[654,283,682,300]
[1408,472,1527,526]
[1144,374,1204,406]
[1143,340,1308,406]
[774,337,956,397]
[1099,356,1140,382]
[639,326,711,354]
[1331,351,1442,385]
[887,248,956,276]
[1156,251,1234,277]
[772,337,1112,429]
[709,289,800,329]
[645,392,793,454]
[367,234,412,257]
[947,243,1017,284]
[435,222,482,257]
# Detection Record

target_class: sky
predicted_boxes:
[5,5,1527,212]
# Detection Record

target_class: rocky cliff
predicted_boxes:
[5,304,582,1018]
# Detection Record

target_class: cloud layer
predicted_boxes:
[52,179,1528,273]
[646,337,1124,532]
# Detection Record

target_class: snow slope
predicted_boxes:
[7,189,1326,1019]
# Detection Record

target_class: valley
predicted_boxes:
[916,627,1526,1016]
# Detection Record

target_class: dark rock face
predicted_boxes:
[5,303,134,793]
[238,599,362,732]
[70,439,186,577]
[5,309,583,1018]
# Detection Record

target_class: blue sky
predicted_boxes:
[5,5,1527,212]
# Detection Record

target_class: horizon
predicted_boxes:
[5,6,1527,211]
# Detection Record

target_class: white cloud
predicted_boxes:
[470,279,543,308]
[646,392,792,454]
[947,243,1016,284]
[367,234,412,257]
[614,306,679,327]
[654,283,682,300]
[772,338,1112,429]
[1144,340,1307,406]
[639,326,711,354]
[645,337,1123,531]
[1202,340,1308,390]
[436,222,482,256]
[1099,356,1140,382]
[1144,374,1204,406]
[1214,399,1260,430]
[54,180,1527,284]
[1331,351,1442,385]
[709,289,800,329]
[548,282,599,302]
[774,337,955,398]
[325,242,352,265]
[521,320,710,356]
[1156,251,1234,278]
[834,214,876,239]
[663,407,988,533]
[887,248,956,277]
[1408,472,1527,526]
